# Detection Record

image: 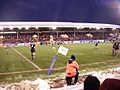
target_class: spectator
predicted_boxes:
[84,75,100,90]
[100,78,120,90]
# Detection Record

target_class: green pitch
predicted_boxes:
[0,42,120,83]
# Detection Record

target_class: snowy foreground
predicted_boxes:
[1,67,120,90]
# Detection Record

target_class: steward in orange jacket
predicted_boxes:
[66,55,79,86]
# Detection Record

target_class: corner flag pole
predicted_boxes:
[47,52,58,75]
[48,46,69,75]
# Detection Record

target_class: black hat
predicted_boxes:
[69,55,76,61]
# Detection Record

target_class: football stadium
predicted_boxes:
[0,22,120,89]
[1,0,120,89]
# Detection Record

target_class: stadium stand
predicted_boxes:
[0,22,120,45]
[0,22,120,90]
[0,28,116,45]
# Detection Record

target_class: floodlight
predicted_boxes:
[0,36,3,39]
[33,34,38,38]
[51,26,56,30]
[96,27,100,30]
[76,26,80,29]
[112,28,116,31]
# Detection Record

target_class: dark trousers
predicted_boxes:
[74,72,79,84]
[66,72,79,86]
[66,77,72,86]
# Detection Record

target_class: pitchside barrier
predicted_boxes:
[64,40,108,44]
[17,42,40,46]
[1,40,110,47]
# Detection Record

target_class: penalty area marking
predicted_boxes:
[12,47,41,70]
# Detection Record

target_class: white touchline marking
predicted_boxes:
[0,58,120,75]
[1,47,120,75]
[12,47,41,70]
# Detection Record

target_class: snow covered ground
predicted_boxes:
[1,67,120,90]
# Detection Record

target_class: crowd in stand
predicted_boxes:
[1,31,111,44]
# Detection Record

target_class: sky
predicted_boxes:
[0,0,120,25]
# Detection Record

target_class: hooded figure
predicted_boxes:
[66,55,79,86]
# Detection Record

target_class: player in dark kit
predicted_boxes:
[30,44,36,60]
[5,43,11,54]
[94,41,99,50]
[112,42,119,56]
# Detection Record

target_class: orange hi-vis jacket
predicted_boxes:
[66,60,79,77]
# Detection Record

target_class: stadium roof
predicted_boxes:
[0,22,120,30]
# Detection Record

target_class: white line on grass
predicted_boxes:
[51,58,120,70]
[80,59,120,67]
[0,70,39,75]
[12,47,41,70]
[0,57,120,75]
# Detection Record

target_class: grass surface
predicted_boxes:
[0,42,120,83]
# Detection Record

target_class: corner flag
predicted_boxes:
[48,46,69,75]
[58,46,69,56]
